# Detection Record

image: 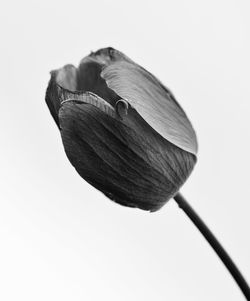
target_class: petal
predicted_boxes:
[45,64,78,127]
[58,93,196,211]
[45,63,117,127]
[101,60,198,154]
[77,55,120,106]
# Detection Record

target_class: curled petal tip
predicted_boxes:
[115,99,129,119]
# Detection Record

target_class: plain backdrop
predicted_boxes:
[0,0,250,300]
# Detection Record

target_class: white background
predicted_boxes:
[1,0,250,300]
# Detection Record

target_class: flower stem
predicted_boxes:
[173,192,250,300]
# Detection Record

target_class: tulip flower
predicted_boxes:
[45,47,197,211]
[46,47,250,299]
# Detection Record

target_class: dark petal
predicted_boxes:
[45,65,78,127]
[88,47,133,65]
[58,95,196,211]
[45,71,61,127]
[77,56,120,106]
[101,60,198,155]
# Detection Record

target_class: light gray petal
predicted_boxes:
[101,61,198,154]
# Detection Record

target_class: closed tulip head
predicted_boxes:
[46,47,197,212]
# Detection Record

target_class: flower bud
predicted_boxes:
[45,47,197,211]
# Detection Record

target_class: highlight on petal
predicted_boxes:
[101,60,198,155]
